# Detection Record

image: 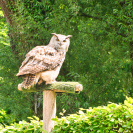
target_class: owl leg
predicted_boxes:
[45,80,55,85]
[39,70,59,85]
[38,79,43,85]
[38,77,55,85]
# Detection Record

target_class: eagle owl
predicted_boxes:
[16,33,72,90]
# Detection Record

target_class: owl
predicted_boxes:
[16,33,72,90]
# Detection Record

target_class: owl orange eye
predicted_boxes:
[56,39,59,41]
[63,40,66,42]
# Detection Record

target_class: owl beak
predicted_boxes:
[59,42,63,46]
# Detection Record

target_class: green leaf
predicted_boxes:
[119,128,124,132]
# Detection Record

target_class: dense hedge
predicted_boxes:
[0,116,45,133]
[0,97,133,133]
[0,109,15,126]
[52,97,133,133]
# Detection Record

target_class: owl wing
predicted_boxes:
[16,46,65,76]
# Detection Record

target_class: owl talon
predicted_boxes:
[45,80,56,85]
[38,79,43,85]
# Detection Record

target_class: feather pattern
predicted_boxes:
[17,46,65,76]
[22,74,36,88]
[17,33,72,89]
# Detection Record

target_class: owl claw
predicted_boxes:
[45,80,56,85]
[38,79,43,85]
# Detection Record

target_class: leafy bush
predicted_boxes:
[0,116,46,133]
[0,109,8,126]
[52,97,133,133]
[1,0,133,119]
[0,97,133,132]
[0,109,14,126]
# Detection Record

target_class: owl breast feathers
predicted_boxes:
[17,33,72,89]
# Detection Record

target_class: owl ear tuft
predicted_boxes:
[66,35,72,39]
[51,33,57,36]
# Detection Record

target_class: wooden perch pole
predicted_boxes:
[43,90,56,133]
[18,82,83,133]
[18,82,83,93]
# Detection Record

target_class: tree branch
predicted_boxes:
[0,0,12,25]
[79,13,102,21]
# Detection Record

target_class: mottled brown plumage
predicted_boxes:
[17,46,65,76]
[17,33,72,89]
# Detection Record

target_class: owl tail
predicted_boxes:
[21,74,38,89]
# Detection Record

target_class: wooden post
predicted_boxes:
[18,82,83,133]
[43,90,56,133]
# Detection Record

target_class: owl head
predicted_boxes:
[48,33,72,52]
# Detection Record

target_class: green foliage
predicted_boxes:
[0,109,14,126]
[52,97,133,133]
[0,98,133,132]
[0,8,33,122]
[0,11,9,46]
[0,0,133,120]
[0,116,46,133]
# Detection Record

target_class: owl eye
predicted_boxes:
[56,39,59,41]
[63,40,66,42]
